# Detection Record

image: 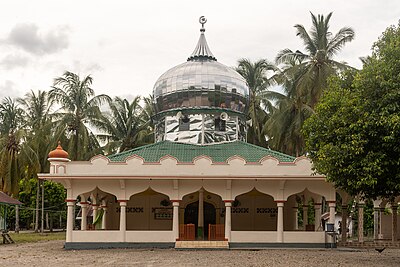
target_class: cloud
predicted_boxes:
[5,23,70,55]
[0,80,22,99]
[0,54,29,69]
[72,60,103,73]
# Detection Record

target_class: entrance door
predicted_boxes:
[184,201,216,240]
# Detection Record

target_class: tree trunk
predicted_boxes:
[34,180,40,233]
[46,212,49,230]
[15,205,19,233]
[50,214,53,232]
[41,180,44,233]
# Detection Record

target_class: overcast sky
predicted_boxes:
[0,0,399,100]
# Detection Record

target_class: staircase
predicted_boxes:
[2,231,14,244]
[175,241,229,249]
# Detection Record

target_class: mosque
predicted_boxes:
[40,17,353,249]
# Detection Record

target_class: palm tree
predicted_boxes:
[265,58,313,157]
[18,90,55,232]
[276,12,355,108]
[0,97,23,135]
[0,97,24,196]
[235,58,281,147]
[140,95,155,144]
[49,71,111,160]
[103,96,150,153]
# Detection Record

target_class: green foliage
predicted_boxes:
[6,179,66,230]
[303,22,400,200]
[235,58,281,147]
[267,12,354,156]
[49,71,111,160]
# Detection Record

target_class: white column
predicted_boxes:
[119,201,127,242]
[101,206,107,230]
[92,205,98,229]
[66,200,75,242]
[225,201,232,241]
[80,202,88,230]
[293,205,298,230]
[277,201,285,242]
[303,205,308,230]
[172,201,180,241]
[314,203,322,231]
[198,189,204,239]
[328,202,336,224]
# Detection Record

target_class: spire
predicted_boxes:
[187,16,217,61]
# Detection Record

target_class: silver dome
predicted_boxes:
[152,17,249,145]
[153,60,249,114]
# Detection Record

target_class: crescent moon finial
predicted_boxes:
[199,16,207,30]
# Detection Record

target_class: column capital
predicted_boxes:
[275,200,286,203]
[117,199,128,207]
[66,199,75,206]
[314,203,322,206]
[225,202,232,207]
[172,201,180,207]
[80,201,89,205]
[223,200,233,203]
[171,200,181,203]
[328,201,336,207]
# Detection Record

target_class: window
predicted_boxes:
[215,117,226,132]
[179,115,190,131]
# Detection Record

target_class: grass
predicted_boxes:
[7,231,65,243]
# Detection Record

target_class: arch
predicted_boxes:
[283,180,336,201]
[181,189,224,240]
[75,187,119,230]
[72,180,122,200]
[232,188,277,231]
[178,180,224,200]
[126,188,172,231]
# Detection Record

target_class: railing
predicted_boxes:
[179,224,195,240]
[208,224,225,241]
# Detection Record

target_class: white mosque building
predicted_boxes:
[39,17,349,249]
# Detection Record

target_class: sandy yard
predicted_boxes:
[0,241,399,267]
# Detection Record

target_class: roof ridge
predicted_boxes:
[235,141,296,161]
[107,141,167,159]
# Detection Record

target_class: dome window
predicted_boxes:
[179,115,190,131]
[215,117,226,132]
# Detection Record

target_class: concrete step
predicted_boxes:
[175,241,229,249]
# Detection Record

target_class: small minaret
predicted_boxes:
[48,141,70,174]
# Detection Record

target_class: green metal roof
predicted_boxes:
[107,141,295,163]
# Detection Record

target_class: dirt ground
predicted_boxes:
[0,240,399,267]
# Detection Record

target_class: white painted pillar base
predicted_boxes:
[101,206,107,230]
[172,201,180,241]
[66,200,75,242]
[80,202,88,230]
[276,201,285,242]
[225,201,232,241]
[119,201,127,242]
